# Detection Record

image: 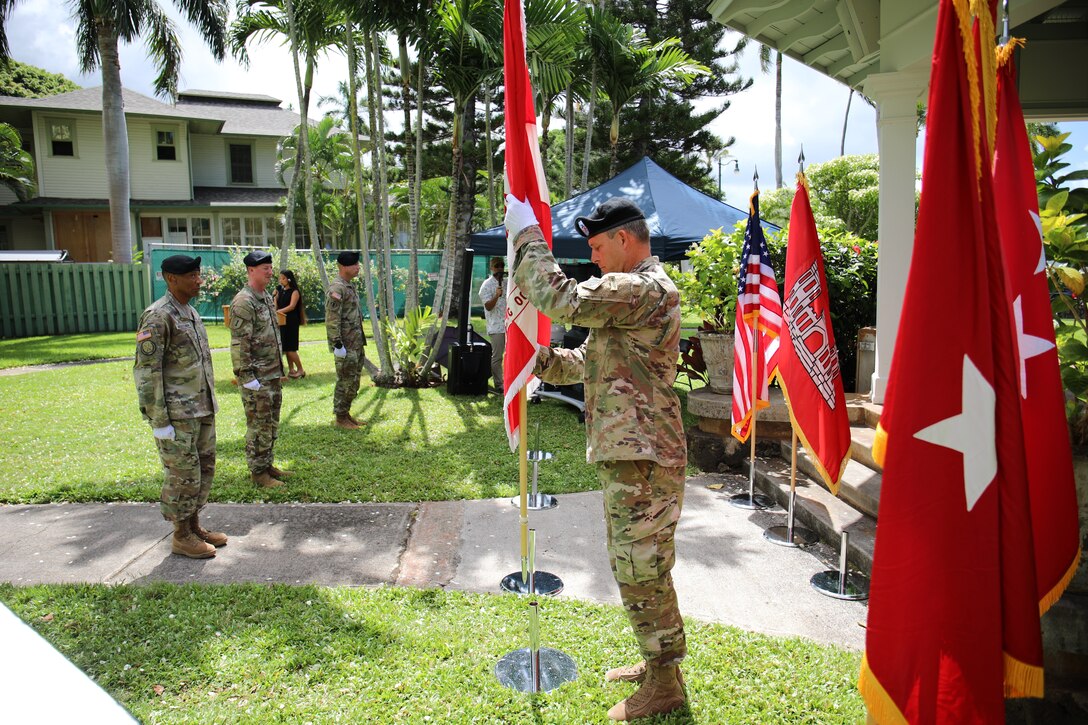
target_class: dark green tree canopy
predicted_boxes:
[0,60,79,98]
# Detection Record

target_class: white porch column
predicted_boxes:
[862,70,927,404]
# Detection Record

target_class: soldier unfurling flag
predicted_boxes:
[502,0,552,450]
[777,175,851,493]
[731,191,782,442]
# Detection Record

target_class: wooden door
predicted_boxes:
[53,211,112,262]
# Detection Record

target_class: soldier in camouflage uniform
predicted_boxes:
[230,251,291,488]
[506,196,687,721]
[134,254,226,559]
[325,250,367,429]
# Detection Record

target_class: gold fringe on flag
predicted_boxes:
[1003,651,1045,698]
[871,421,887,468]
[995,37,1025,69]
[952,0,983,188]
[858,654,910,725]
[1040,546,1082,616]
[795,171,810,195]
[972,0,998,156]
[778,377,851,495]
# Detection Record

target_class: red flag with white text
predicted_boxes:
[993,45,1081,613]
[777,177,851,493]
[860,1,1044,721]
[502,0,552,450]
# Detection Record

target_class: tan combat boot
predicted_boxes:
[605,660,684,687]
[607,664,685,721]
[268,464,294,479]
[334,415,360,430]
[346,413,365,427]
[252,470,285,488]
[190,511,228,547]
[171,519,216,559]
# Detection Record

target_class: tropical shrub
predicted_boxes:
[673,221,878,392]
[383,305,439,388]
[1034,133,1088,443]
[201,249,328,320]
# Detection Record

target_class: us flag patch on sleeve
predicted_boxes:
[136,330,152,342]
[331,292,342,300]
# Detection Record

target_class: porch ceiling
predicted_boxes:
[707,0,1088,119]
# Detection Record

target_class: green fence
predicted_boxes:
[147,245,492,321]
[0,263,149,338]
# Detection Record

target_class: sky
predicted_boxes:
[4,1,1087,210]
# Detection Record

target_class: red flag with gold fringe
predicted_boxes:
[777,176,851,493]
[860,0,1044,721]
[993,41,1081,614]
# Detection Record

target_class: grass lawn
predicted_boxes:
[0,324,329,369]
[0,583,864,724]
[0,341,702,504]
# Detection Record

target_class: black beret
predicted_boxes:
[575,198,645,238]
[243,251,273,267]
[161,254,201,275]
[337,250,360,266]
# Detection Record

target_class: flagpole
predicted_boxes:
[765,426,817,546]
[520,390,529,580]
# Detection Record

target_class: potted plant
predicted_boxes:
[674,226,741,394]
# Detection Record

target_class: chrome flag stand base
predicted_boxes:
[501,529,563,596]
[509,450,558,510]
[811,531,869,601]
[495,602,577,693]
[764,487,817,547]
[501,570,564,596]
[730,459,772,510]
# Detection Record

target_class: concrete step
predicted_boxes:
[850,425,882,472]
[777,440,882,519]
[748,455,876,575]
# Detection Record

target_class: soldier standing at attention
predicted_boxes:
[134,254,225,559]
[325,250,366,429]
[505,195,688,721]
[230,251,291,488]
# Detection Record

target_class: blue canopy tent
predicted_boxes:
[468,156,778,261]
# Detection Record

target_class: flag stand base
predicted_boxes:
[495,647,577,693]
[501,571,564,596]
[730,492,774,510]
[764,525,818,547]
[810,530,869,600]
[810,570,869,601]
[510,493,558,510]
[510,451,558,510]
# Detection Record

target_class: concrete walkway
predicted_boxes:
[0,471,868,650]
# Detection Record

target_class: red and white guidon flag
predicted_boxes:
[502,0,552,450]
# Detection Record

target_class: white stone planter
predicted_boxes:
[698,331,734,395]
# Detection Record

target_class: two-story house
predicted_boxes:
[0,86,313,262]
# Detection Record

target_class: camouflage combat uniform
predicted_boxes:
[513,224,687,667]
[134,294,218,521]
[229,284,285,475]
[325,276,366,416]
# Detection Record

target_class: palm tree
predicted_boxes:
[0,122,34,201]
[230,0,345,281]
[420,0,502,376]
[0,0,228,264]
[591,12,707,177]
[525,0,584,176]
[758,43,783,188]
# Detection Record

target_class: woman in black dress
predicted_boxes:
[276,270,306,378]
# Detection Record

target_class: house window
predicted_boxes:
[222,217,242,246]
[165,217,190,246]
[228,143,254,184]
[47,119,75,157]
[244,217,262,243]
[265,216,283,247]
[191,217,211,245]
[155,128,177,161]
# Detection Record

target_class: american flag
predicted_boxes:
[731,190,783,442]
